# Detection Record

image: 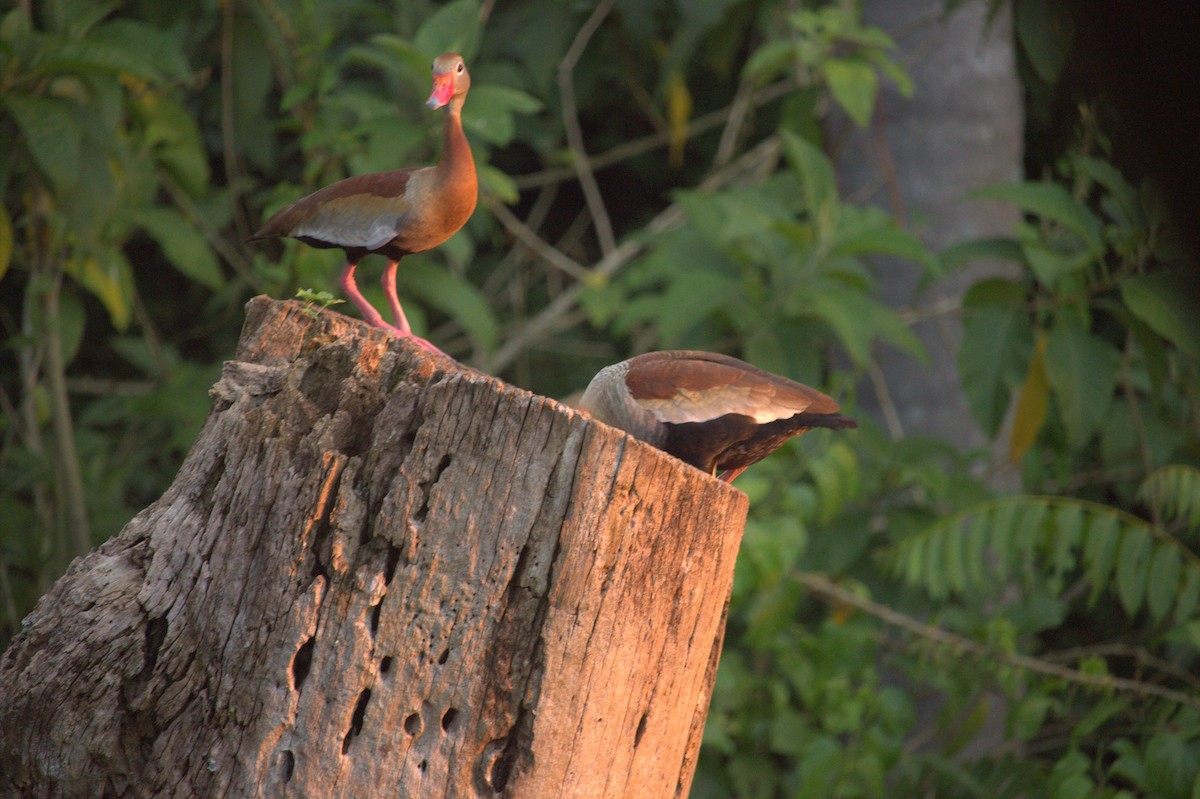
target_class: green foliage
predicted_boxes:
[0,0,231,627]
[743,4,911,127]
[959,146,1198,485]
[889,491,1200,624]
[586,130,930,379]
[295,288,344,318]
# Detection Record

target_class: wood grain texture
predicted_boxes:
[0,297,748,799]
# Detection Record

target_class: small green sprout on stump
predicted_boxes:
[295,288,344,319]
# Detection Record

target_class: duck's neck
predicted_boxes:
[435,106,477,199]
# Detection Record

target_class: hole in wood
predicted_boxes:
[414,455,453,523]
[369,601,383,637]
[437,647,450,665]
[634,710,649,747]
[281,750,294,783]
[441,707,459,732]
[143,615,168,677]
[489,738,515,793]
[291,637,315,691]
[342,689,372,754]
[418,759,428,773]
[380,656,393,675]
[404,712,421,736]
[474,736,511,794]
[383,543,402,585]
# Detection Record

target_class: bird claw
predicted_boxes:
[369,320,448,357]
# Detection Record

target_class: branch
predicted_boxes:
[558,0,617,256]
[512,79,797,191]
[39,272,91,558]
[479,137,781,374]
[484,198,590,282]
[798,572,1200,711]
[713,74,756,170]
[1044,643,1200,695]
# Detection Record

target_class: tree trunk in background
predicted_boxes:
[833,0,1023,761]
[834,0,1023,458]
[0,297,748,799]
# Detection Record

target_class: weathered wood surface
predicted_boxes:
[0,297,749,798]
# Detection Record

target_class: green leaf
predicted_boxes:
[139,94,210,196]
[1140,466,1200,529]
[1120,272,1200,359]
[990,500,1020,577]
[413,0,481,61]
[807,285,926,367]
[959,305,1033,435]
[900,533,926,589]
[366,33,440,80]
[132,207,225,290]
[1011,694,1052,740]
[1175,569,1200,623]
[1114,530,1150,617]
[1015,0,1075,84]
[940,237,1024,271]
[1043,319,1120,450]
[963,277,1028,308]
[1072,697,1127,740]
[464,84,542,146]
[781,130,836,219]
[478,163,519,205]
[4,94,83,193]
[1024,242,1094,286]
[974,182,1102,251]
[743,39,798,83]
[56,289,87,365]
[1074,155,1138,224]
[1083,513,1120,604]
[1010,334,1049,463]
[830,224,939,274]
[922,522,947,600]
[34,20,185,83]
[944,512,966,594]
[86,20,190,78]
[65,248,134,331]
[1050,503,1082,575]
[1146,546,1180,623]
[657,270,742,343]
[1144,734,1200,799]
[964,513,989,586]
[824,57,877,127]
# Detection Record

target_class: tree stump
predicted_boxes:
[0,297,749,799]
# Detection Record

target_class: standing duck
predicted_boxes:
[579,350,857,482]
[249,53,477,354]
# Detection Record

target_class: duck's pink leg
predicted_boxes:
[339,260,397,331]
[718,466,748,483]
[380,259,447,356]
[380,259,412,334]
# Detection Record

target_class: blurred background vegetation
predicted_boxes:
[2,0,1199,795]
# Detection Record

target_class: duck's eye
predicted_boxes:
[456,62,464,73]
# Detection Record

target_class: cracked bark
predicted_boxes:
[0,297,748,799]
